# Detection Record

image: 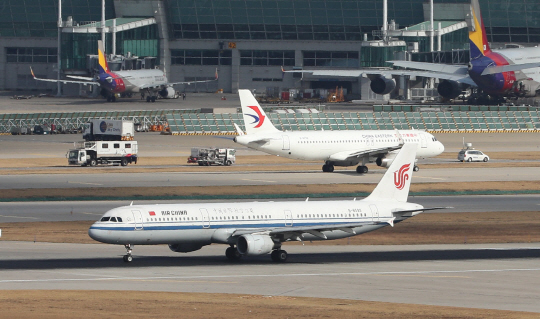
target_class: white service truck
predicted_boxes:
[67,141,138,166]
[83,119,135,141]
[188,147,236,166]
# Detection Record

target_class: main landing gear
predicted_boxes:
[356,165,368,174]
[413,165,419,172]
[146,95,157,103]
[270,249,288,262]
[123,244,133,262]
[322,163,334,172]
[225,245,288,263]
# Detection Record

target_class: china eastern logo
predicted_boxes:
[394,163,411,190]
[99,121,108,133]
[246,106,265,128]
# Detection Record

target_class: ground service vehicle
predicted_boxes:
[83,119,134,141]
[68,141,138,166]
[188,147,235,166]
[458,149,489,162]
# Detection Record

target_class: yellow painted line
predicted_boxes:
[67,181,103,186]
[0,215,39,220]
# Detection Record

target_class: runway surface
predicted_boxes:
[1,195,540,222]
[1,165,540,189]
[1,241,539,312]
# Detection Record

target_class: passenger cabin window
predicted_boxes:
[100,217,110,222]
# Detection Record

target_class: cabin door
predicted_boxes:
[420,133,427,148]
[369,205,379,222]
[282,135,290,150]
[132,210,143,230]
[284,210,293,226]
[200,208,210,228]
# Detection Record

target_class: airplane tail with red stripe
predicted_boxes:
[238,89,279,135]
[97,40,110,76]
[468,0,491,60]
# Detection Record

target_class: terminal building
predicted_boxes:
[0,0,539,99]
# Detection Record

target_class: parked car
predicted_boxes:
[458,149,489,162]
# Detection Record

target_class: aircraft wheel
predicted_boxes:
[322,164,328,172]
[123,255,133,263]
[146,96,151,102]
[413,165,419,172]
[356,166,368,174]
[106,96,111,102]
[226,246,241,260]
[271,249,288,262]
[151,96,156,102]
[111,95,116,102]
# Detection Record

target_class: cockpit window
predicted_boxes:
[117,217,123,222]
[100,217,110,222]
[110,217,117,222]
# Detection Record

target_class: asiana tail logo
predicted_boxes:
[246,106,265,128]
[394,163,411,190]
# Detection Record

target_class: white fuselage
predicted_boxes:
[89,200,422,246]
[235,130,443,165]
[114,69,168,93]
[494,47,540,89]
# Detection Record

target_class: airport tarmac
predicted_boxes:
[1,241,539,312]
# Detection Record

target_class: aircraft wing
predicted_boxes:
[232,219,395,240]
[481,62,540,76]
[31,67,100,86]
[282,65,476,86]
[327,145,403,162]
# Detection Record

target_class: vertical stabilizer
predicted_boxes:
[468,0,491,59]
[97,40,110,75]
[238,89,280,135]
[364,143,417,203]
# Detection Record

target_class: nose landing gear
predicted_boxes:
[123,244,133,262]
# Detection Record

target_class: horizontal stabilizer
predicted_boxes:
[481,62,540,76]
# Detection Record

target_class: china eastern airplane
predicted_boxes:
[283,0,540,101]
[233,89,444,173]
[31,40,218,102]
[89,143,445,263]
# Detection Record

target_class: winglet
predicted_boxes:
[215,68,219,80]
[395,130,404,146]
[30,66,36,79]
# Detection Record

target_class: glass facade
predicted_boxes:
[240,50,294,66]
[6,47,57,63]
[303,51,359,67]
[165,0,539,44]
[0,0,115,37]
[171,49,232,65]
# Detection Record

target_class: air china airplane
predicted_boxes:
[233,90,444,173]
[31,41,218,103]
[89,144,444,263]
[283,0,540,102]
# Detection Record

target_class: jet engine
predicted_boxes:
[237,234,276,256]
[370,77,396,95]
[168,243,203,253]
[159,87,178,99]
[437,80,464,99]
[376,156,393,168]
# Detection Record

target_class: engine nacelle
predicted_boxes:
[237,234,276,256]
[376,157,393,168]
[159,87,178,99]
[370,77,396,95]
[168,243,203,253]
[437,80,463,99]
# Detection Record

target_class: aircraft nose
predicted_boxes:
[438,141,445,154]
[88,224,103,242]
